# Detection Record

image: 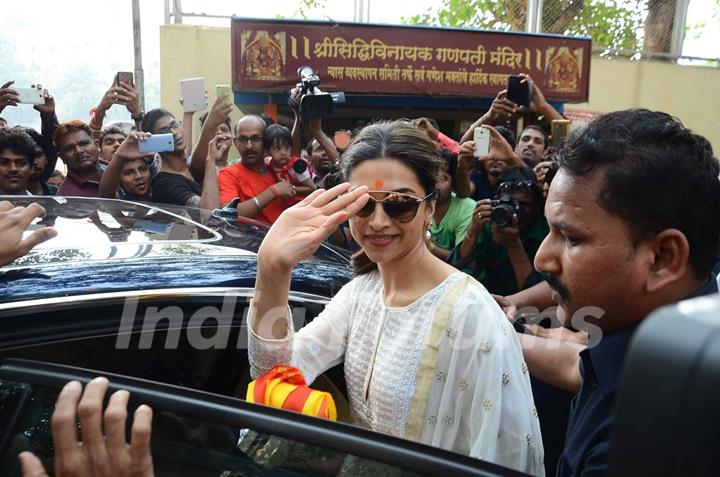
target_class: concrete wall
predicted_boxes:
[160,24,720,150]
[571,57,720,148]
[160,25,240,159]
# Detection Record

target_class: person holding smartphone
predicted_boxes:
[0,80,60,183]
[89,75,143,132]
[142,108,222,210]
[99,132,153,202]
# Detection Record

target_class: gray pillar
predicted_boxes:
[132,0,145,111]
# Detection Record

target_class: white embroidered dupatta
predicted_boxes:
[406,275,545,476]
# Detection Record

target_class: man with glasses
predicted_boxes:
[452,166,548,296]
[217,115,295,224]
[143,109,221,210]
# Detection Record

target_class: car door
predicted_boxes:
[0,358,522,477]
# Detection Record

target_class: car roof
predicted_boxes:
[0,196,352,303]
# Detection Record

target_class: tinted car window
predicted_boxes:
[0,297,329,397]
[0,380,421,476]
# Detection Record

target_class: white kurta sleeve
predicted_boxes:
[247,279,355,384]
[421,287,545,476]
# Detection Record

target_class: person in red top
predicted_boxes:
[263,123,315,205]
[218,115,295,224]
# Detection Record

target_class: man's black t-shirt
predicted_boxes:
[556,277,719,477]
[151,172,201,206]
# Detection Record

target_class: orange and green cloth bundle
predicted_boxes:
[246,365,337,421]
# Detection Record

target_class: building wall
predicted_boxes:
[571,57,720,148]
[160,24,720,150]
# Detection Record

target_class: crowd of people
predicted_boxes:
[2,70,720,477]
[0,78,346,218]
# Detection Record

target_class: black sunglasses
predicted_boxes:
[353,190,434,223]
[499,180,539,195]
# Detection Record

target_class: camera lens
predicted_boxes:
[300,95,334,119]
[491,203,514,228]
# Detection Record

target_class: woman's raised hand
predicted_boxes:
[258,183,369,271]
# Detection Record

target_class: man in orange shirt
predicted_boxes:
[218,115,295,224]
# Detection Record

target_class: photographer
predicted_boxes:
[288,88,338,186]
[452,166,548,296]
[290,67,341,185]
[305,121,338,185]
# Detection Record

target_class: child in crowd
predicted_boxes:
[263,124,315,204]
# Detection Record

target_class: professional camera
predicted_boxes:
[294,66,345,119]
[490,180,537,228]
[490,196,522,228]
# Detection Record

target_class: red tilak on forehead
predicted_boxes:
[374,179,383,189]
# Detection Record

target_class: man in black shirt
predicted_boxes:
[529,109,720,476]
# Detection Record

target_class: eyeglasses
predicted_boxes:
[155,121,181,135]
[352,190,434,223]
[236,135,263,144]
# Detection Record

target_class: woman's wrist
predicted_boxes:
[257,249,293,277]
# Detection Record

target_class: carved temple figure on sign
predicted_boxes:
[545,47,582,94]
[241,31,286,81]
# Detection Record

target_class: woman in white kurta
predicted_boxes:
[249,121,544,475]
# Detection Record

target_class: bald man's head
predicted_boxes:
[234,115,266,137]
[234,115,266,167]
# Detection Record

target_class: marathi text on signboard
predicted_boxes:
[232,18,591,102]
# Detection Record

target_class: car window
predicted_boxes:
[0,296,328,397]
[0,379,422,476]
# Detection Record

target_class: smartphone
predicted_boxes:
[215,84,232,101]
[473,127,490,157]
[14,85,44,105]
[506,75,532,108]
[180,77,207,113]
[551,119,571,149]
[114,71,134,87]
[138,134,175,154]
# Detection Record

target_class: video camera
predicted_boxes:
[294,66,345,119]
[490,180,537,228]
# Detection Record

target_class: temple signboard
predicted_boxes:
[232,18,591,102]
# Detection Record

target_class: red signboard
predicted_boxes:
[232,18,591,103]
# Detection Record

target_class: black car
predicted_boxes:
[0,196,517,476]
[4,196,717,476]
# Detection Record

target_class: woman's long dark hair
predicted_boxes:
[342,120,442,275]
